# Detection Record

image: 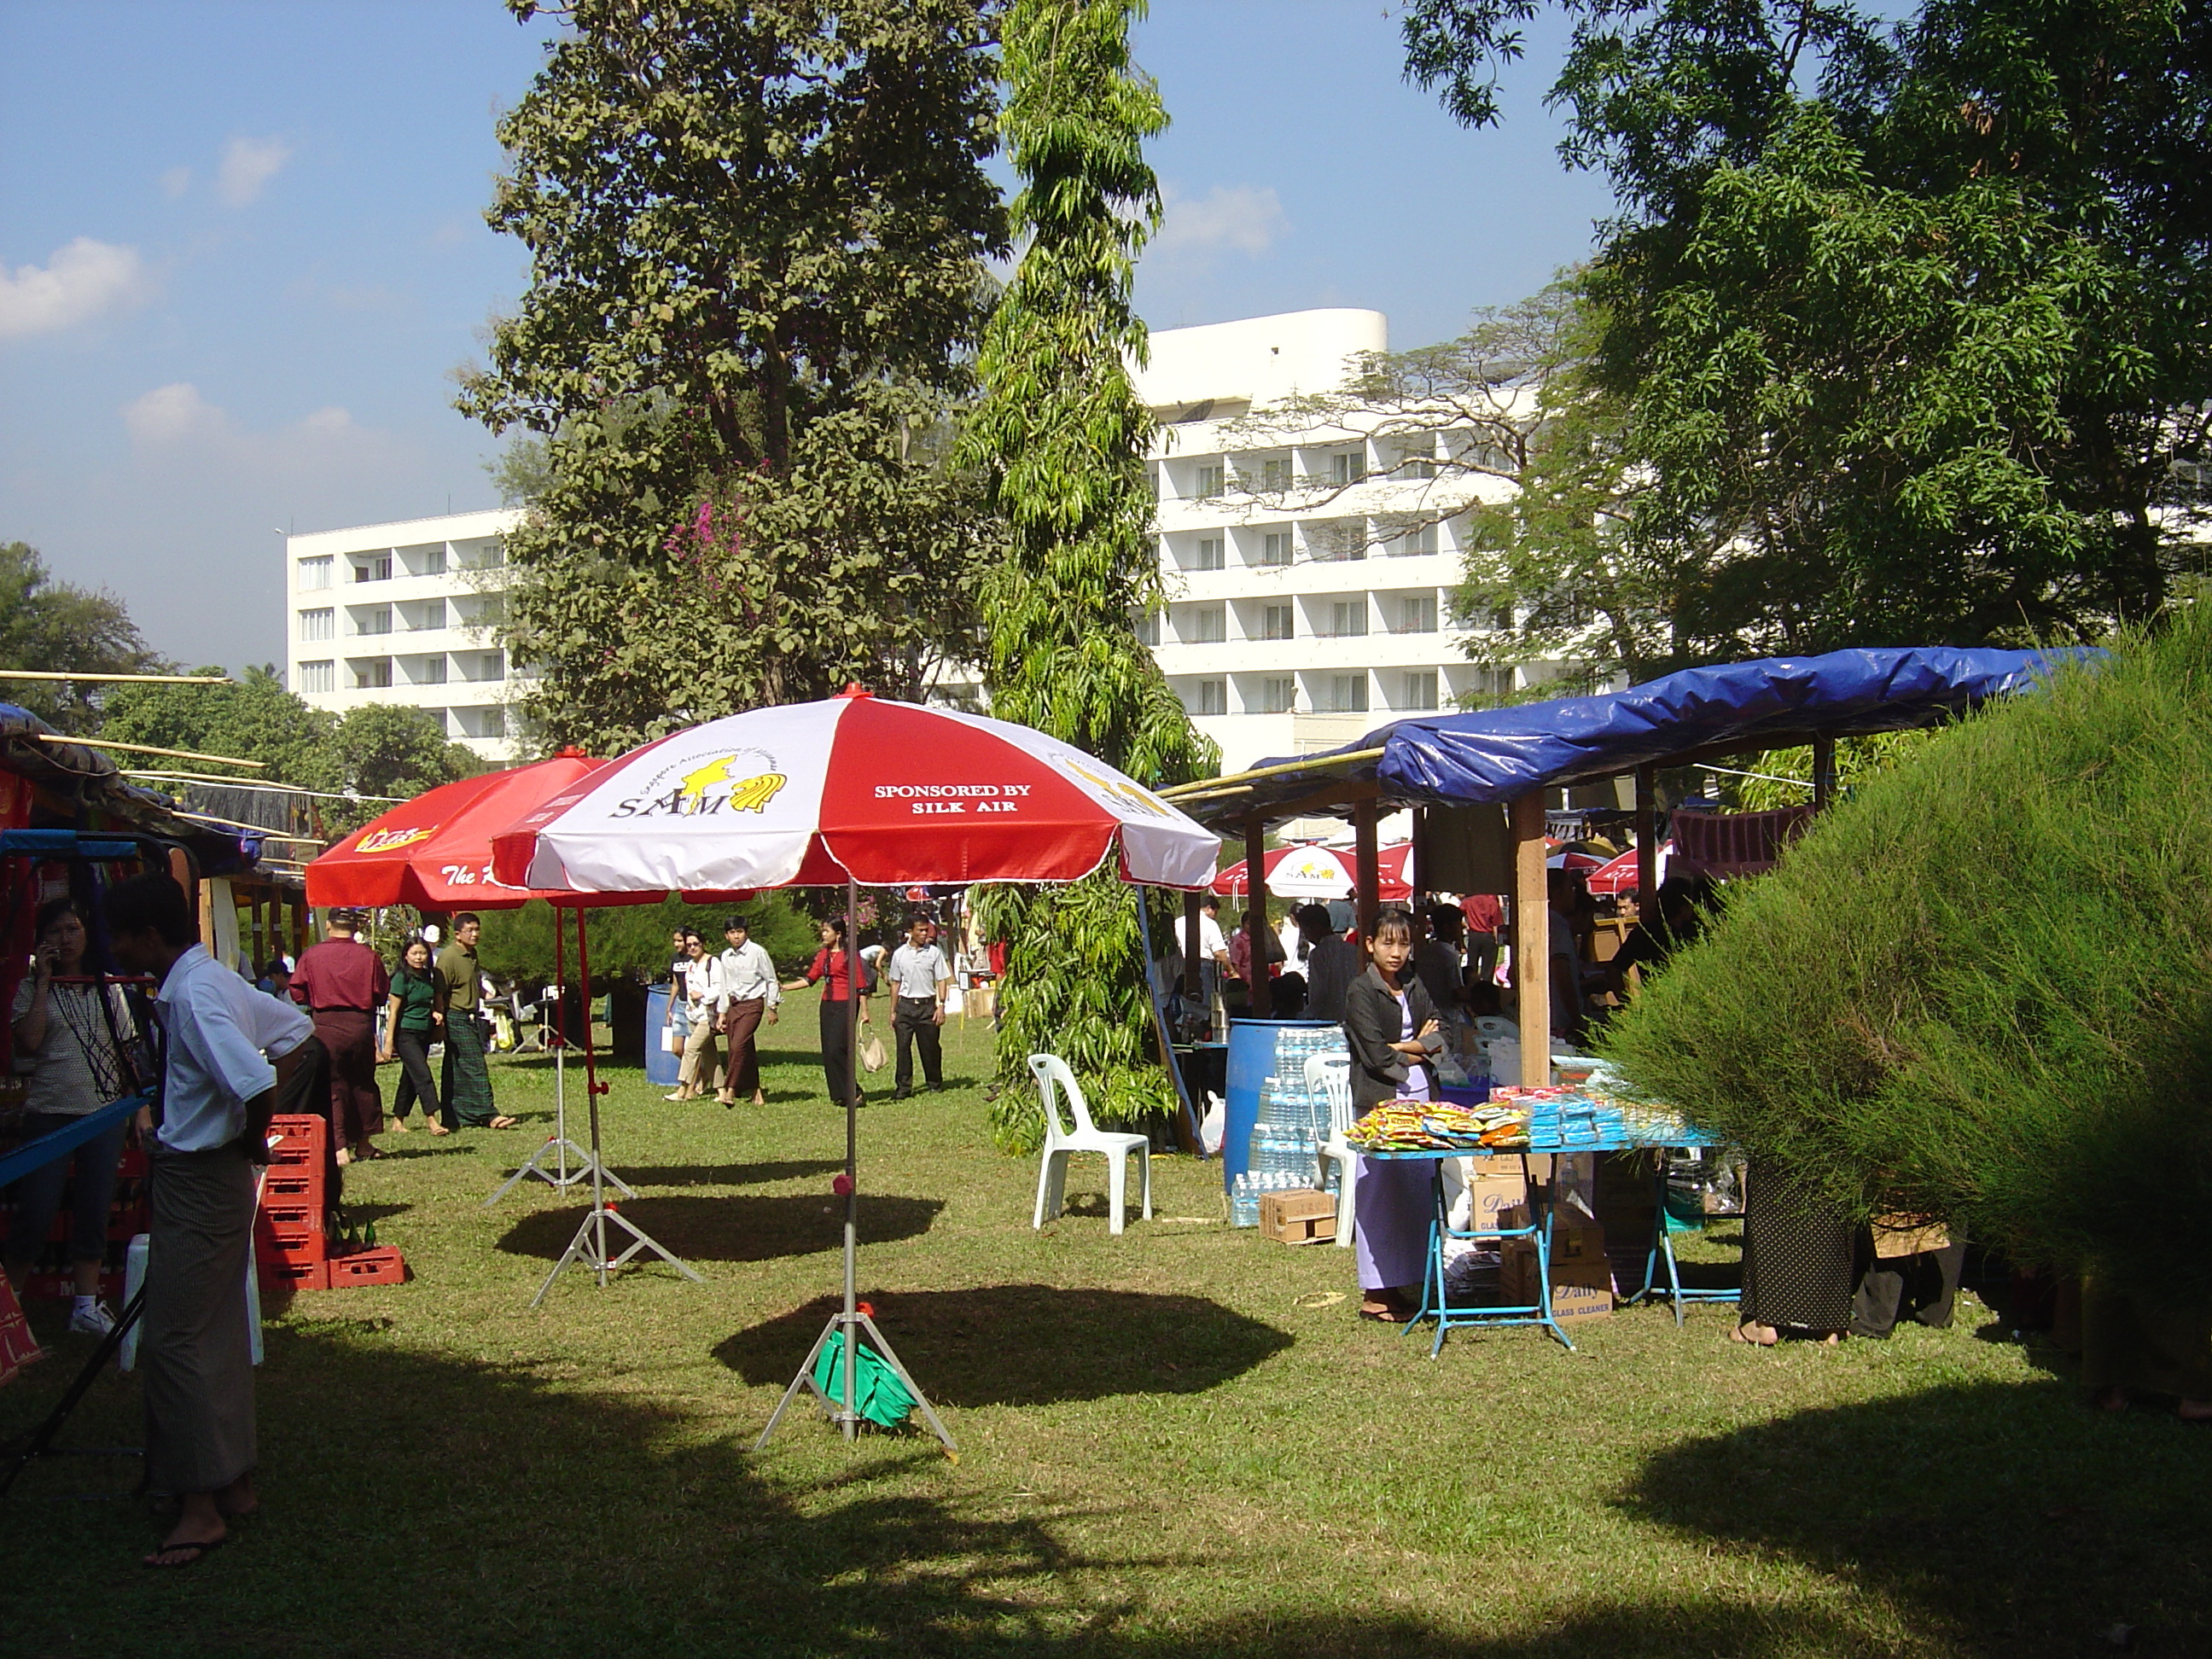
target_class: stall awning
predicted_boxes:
[1185,646,2091,826]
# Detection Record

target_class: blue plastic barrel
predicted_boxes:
[1223,1018,1338,1200]
[644,986,682,1087]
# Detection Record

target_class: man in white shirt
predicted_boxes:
[107,871,312,1570]
[885,917,952,1099]
[716,915,781,1109]
[1177,894,1232,1037]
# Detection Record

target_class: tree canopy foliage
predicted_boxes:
[1601,610,2212,1312]
[459,0,1010,751]
[960,0,1215,1148]
[0,541,165,733]
[1403,0,2212,665]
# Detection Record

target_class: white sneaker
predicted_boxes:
[70,1300,117,1337]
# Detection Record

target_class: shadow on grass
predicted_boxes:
[1625,1377,2212,1657]
[495,1192,945,1264]
[716,1284,1293,1407]
[616,1159,845,1189]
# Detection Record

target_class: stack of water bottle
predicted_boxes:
[1231,1027,1349,1226]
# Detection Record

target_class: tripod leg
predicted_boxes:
[597,1208,703,1283]
[0,1285,147,1498]
[855,1313,958,1457]
[753,1314,843,1451]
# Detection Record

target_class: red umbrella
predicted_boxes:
[308,750,611,911]
[1586,841,1670,898]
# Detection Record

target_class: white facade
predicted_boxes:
[282,509,523,763]
[1133,309,1523,775]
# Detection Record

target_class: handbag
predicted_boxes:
[860,1032,888,1074]
[660,1026,684,1056]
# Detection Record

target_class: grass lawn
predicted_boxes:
[4,990,2209,1657]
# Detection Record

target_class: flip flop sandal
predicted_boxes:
[143,1534,228,1569]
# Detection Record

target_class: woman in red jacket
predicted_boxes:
[794,917,872,1107]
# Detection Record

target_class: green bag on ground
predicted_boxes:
[811,1330,916,1429]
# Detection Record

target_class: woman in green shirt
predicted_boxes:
[378,934,450,1135]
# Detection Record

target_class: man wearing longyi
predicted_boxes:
[287,909,388,1164]
[106,871,314,1569]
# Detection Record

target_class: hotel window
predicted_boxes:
[1318,521,1365,562]
[298,661,334,694]
[1196,462,1225,498]
[297,556,332,591]
[1187,605,1226,644]
[1391,524,1440,557]
[1261,532,1294,568]
[1260,457,1290,492]
[353,555,391,583]
[1257,676,1296,713]
[1395,443,1436,480]
[423,546,447,576]
[1327,674,1370,713]
[1330,451,1360,487]
[1402,671,1440,710]
[356,606,393,637]
[1398,594,1438,633]
[1329,600,1368,638]
[1194,537,1225,571]
[415,655,448,685]
[1132,607,1161,647]
[353,659,393,690]
[298,608,334,642]
[1189,678,1227,716]
[1260,603,1295,641]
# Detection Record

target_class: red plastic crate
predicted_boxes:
[258,1259,329,1294]
[265,1115,328,1172]
[326,1245,405,1287]
[262,1172,320,1203]
[256,1202,322,1238]
[254,1231,326,1269]
[22,1269,124,1302]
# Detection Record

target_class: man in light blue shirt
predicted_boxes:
[108,872,310,1569]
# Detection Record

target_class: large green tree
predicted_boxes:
[458,0,1010,752]
[1403,0,2212,658]
[0,541,166,733]
[960,0,1215,1147]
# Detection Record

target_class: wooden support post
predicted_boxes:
[1353,798,1380,959]
[1182,889,1202,1004]
[1634,765,1658,911]
[1511,791,1550,1086]
[1243,814,1272,1019]
[1811,734,1837,813]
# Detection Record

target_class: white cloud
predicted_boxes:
[1151,183,1289,259]
[216,135,292,208]
[124,382,225,443]
[300,405,355,434]
[0,238,156,340]
[160,166,192,200]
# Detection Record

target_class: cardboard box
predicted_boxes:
[1259,1188,1337,1245]
[1453,1157,1528,1233]
[1499,1210,1616,1322]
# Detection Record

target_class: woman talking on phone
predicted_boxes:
[4,898,137,1334]
[1341,905,1445,1325]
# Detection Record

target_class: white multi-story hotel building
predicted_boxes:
[1135,308,1518,775]
[282,508,523,762]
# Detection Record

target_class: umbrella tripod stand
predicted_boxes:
[755,882,956,1457]
[530,907,700,1306]
[488,908,631,1208]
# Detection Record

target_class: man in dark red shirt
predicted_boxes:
[1459,892,1505,990]
[288,911,390,1164]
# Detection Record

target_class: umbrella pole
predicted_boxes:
[754,880,955,1459]
[484,902,627,1209]
[531,904,701,1306]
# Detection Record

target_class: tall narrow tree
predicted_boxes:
[963,0,1216,1147]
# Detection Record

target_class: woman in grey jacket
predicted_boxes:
[1339,907,1444,1322]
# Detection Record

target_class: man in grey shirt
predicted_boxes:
[884,917,952,1099]
[716,915,781,1109]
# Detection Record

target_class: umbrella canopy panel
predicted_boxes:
[1214,841,1414,901]
[493,690,1220,894]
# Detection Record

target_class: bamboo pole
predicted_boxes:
[1243,813,1272,1019]
[0,669,229,684]
[34,734,265,770]
[1511,792,1550,1086]
[1156,747,1388,800]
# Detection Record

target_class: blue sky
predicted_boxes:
[0,1,1609,674]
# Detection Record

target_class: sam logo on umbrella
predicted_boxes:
[609,747,788,819]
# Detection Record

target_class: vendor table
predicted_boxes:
[1365,1122,1720,1355]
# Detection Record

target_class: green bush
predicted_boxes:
[1600,608,2212,1310]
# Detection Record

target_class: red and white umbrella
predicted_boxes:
[1586,841,1670,898]
[492,689,1218,894]
[1212,841,1415,902]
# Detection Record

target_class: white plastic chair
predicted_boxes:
[1306,1051,1357,1249]
[1028,1053,1151,1235]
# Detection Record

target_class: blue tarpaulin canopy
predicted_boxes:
[1185,647,2088,824]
